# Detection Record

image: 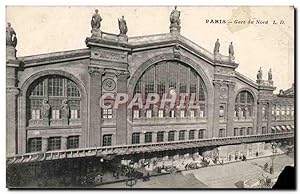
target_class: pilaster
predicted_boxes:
[227,82,236,136]
[212,80,222,137]
[116,70,130,145]
[88,67,105,147]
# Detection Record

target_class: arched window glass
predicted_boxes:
[27,75,81,125]
[235,91,254,120]
[133,61,207,119]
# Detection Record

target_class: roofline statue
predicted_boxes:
[6,22,17,48]
[170,6,181,34]
[91,9,103,37]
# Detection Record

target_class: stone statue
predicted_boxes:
[118,16,128,35]
[268,68,272,81]
[169,6,181,33]
[257,67,263,80]
[61,99,70,119]
[228,42,234,57]
[244,106,250,118]
[41,100,51,119]
[170,6,181,26]
[6,22,17,47]
[214,39,220,55]
[91,9,102,30]
[238,106,243,119]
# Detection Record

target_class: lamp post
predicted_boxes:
[270,142,277,174]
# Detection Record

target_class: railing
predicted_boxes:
[7,132,294,165]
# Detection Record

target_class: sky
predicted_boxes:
[6,6,294,92]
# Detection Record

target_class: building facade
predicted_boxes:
[6,11,294,161]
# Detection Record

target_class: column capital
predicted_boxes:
[213,79,222,87]
[115,70,130,78]
[88,66,105,75]
[6,87,20,96]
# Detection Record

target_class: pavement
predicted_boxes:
[96,153,294,188]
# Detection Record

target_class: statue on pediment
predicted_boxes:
[91,9,102,30]
[6,22,17,47]
[214,39,220,55]
[228,42,234,57]
[257,67,263,80]
[268,68,272,81]
[118,16,128,35]
[170,6,181,33]
[170,6,181,26]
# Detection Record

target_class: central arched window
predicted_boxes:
[27,75,81,126]
[235,91,254,120]
[133,61,207,118]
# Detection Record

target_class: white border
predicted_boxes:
[0,0,298,193]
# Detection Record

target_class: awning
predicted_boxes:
[286,125,292,130]
[281,125,287,131]
[291,125,294,129]
[271,126,276,132]
[276,126,282,131]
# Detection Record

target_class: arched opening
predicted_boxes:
[235,91,254,120]
[26,75,81,126]
[132,60,207,119]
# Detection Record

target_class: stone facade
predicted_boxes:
[6,26,294,157]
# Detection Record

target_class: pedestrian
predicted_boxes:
[229,154,232,161]
[256,152,259,157]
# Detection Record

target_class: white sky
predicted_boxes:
[6,6,294,92]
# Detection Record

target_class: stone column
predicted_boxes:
[164,131,169,142]
[267,101,273,134]
[256,101,263,135]
[6,44,20,157]
[140,132,145,144]
[152,132,157,143]
[88,67,105,147]
[185,130,189,140]
[174,131,179,141]
[61,136,68,150]
[41,137,48,152]
[227,82,236,136]
[212,80,222,137]
[116,71,130,145]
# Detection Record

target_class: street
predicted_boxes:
[97,153,294,188]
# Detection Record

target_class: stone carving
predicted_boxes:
[61,99,70,119]
[228,42,234,58]
[257,67,263,80]
[268,68,272,81]
[237,106,243,119]
[244,106,250,118]
[214,39,220,55]
[88,67,105,75]
[220,86,228,99]
[41,100,51,119]
[91,9,102,37]
[6,22,17,47]
[103,78,116,91]
[173,44,181,58]
[169,6,181,33]
[92,50,127,63]
[118,16,128,35]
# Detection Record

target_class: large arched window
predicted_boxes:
[235,91,254,120]
[133,61,207,118]
[27,75,81,126]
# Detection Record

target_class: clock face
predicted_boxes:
[220,86,228,98]
[103,78,116,91]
